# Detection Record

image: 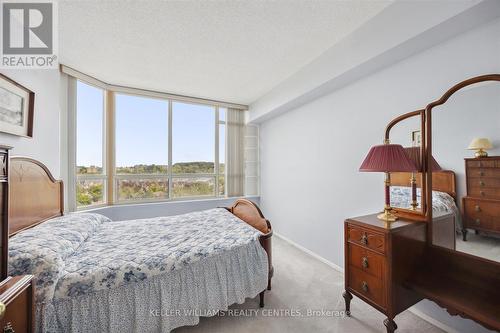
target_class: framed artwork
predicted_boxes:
[0,74,34,137]
[411,130,421,147]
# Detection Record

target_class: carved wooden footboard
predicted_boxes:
[226,199,273,307]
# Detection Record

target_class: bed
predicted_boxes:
[7,157,273,333]
[389,170,460,249]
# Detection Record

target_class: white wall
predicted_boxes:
[0,69,63,177]
[257,18,500,333]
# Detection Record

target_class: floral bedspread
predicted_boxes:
[390,186,462,228]
[8,208,264,304]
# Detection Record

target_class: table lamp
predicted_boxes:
[467,138,492,158]
[359,143,418,222]
[404,147,441,210]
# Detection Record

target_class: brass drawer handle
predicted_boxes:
[361,233,368,245]
[475,219,481,225]
[3,322,14,333]
[479,180,485,186]
[361,281,369,293]
[362,257,369,269]
[475,205,481,212]
[480,191,485,196]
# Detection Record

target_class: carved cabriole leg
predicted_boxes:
[259,291,265,307]
[267,278,272,291]
[384,318,397,333]
[462,228,468,241]
[343,290,353,316]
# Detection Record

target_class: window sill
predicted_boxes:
[79,195,261,215]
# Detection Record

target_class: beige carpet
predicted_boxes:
[456,231,500,263]
[174,237,443,333]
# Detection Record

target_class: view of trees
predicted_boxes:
[76,162,225,207]
[76,180,104,206]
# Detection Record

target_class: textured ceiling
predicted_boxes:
[59,0,391,104]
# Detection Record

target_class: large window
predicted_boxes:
[76,81,105,207]
[74,80,231,208]
[115,94,169,202]
[172,102,215,198]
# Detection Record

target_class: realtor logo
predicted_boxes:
[1,1,58,68]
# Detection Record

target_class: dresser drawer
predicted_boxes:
[0,276,34,333]
[348,266,385,308]
[463,198,500,231]
[467,168,500,178]
[347,225,385,254]
[468,177,500,189]
[348,243,385,279]
[463,213,499,231]
[468,187,500,199]
[466,160,497,168]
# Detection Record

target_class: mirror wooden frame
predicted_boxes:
[384,109,427,221]
[424,74,500,238]
[400,75,500,331]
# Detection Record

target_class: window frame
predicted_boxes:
[74,80,108,209]
[71,77,233,210]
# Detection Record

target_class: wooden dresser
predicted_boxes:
[343,214,427,333]
[462,156,500,240]
[0,275,34,333]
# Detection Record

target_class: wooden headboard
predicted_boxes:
[9,157,63,236]
[227,199,271,234]
[390,170,456,199]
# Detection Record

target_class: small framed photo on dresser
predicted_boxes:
[0,73,34,137]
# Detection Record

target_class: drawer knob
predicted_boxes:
[3,322,14,333]
[475,219,481,225]
[475,205,481,212]
[361,281,369,293]
[479,180,485,186]
[362,257,369,269]
[480,191,485,196]
[479,171,485,176]
[361,233,368,245]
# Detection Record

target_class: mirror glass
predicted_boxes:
[388,114,424,215]
[432,81,500,262]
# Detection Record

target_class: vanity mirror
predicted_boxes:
[427,74,500,263]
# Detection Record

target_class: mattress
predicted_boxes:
[9,208,268,332]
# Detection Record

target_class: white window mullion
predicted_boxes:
[215,106,219,197]
[67,76,77,212]
[168,99,173,199]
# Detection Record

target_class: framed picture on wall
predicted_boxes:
[0,74,34,137]
[411,129,421,147]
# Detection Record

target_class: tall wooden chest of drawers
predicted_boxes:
[462,157,500,240]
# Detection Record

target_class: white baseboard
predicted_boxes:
[409,308,460,333]
[274,232,344,273]
[274,232,457,333]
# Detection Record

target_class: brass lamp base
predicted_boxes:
[377,208,398,222]
[474,149,488,158]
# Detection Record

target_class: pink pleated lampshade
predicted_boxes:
[359,144,418,172]
[404,146,442,171]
